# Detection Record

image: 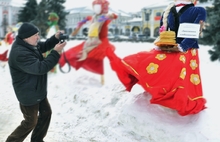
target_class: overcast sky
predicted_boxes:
[11,0,172,12]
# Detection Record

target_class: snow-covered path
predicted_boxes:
[0,40,220,142]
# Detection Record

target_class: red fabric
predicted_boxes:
[154,16,161,21]
[86,16,93,21]
[106,47,206,116]
[194,0,197,5]
[4,32,14,45]
[175,3,187,7]
[0,50,8,61]
[59,19,115,75]
[111,13,118,20]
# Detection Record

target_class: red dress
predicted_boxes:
[5,32,14,45]
[0,32,13,62]
[0,50,8,61]
[59,19,116,75]
[107,48,206,116]
[0,32,14,62]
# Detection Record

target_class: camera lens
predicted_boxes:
[59,33,69,43]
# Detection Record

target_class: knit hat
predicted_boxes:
[18,22,39,39]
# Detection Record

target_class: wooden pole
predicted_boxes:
[71,26,81,36]
[101,75,104,85]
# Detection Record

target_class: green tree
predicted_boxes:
[17,0,68,38]
[199,0,208,3]
[17,0,38,23]
[47,0,69,31]
[201,0,220,61]
[32,0,49,38]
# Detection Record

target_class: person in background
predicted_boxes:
[106,0,207,116]
[4,26,15,46]
[6,22,66,142]
[0,26,14,64]
[44,12,60,73]
[0,50,8,63]
[58,0,117,85]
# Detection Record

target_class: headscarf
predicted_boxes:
[92,0,109,14]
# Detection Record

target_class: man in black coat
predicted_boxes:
[6,22,66,142]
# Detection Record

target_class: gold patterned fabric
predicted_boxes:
[107,48,206,116]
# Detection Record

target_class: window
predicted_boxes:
[145,13,150,21]
[156,12,161,17]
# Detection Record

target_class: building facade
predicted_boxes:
[1,0,214,39]
[65,6,134,38]
[0,0,21,38]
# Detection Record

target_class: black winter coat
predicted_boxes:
[8,35,60,106]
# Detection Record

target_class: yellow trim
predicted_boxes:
[188,96,203,101]
[146,82,203,101]
[169,86,184,93]
[145,82,184,93]
[163,88,167,93]
[159,86,184,93]
[122,60,139,76]
[146,83,151,88]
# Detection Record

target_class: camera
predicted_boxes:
[59,33,69,43]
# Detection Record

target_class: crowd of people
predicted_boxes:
[1,0,208,141]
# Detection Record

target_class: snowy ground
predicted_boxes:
[0,40,220,142]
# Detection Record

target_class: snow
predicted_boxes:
[0,40,220,142]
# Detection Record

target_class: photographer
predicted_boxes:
[6,22,66,142]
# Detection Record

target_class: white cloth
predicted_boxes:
[46,25,56,39]
[175,1,192,12]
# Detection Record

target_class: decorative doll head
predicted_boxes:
[47,12,59,26]
[93,4,102,14]
[92,0,109,15]
[48,12,59,22]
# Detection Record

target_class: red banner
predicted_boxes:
[154,16,161,21]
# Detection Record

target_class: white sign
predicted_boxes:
[177,23,200,39]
